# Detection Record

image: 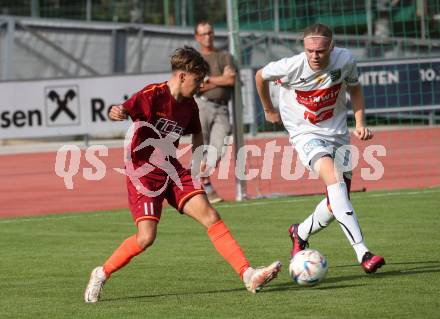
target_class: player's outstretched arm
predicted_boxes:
[348,84,373,141]
[108,104,128,121]
[255,69,281,124]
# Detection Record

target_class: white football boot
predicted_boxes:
[84,266,107,303]
[244,261,282,293]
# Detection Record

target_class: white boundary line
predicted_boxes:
[0,188,439,224]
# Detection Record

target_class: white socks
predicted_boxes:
[326,182,368,262]
[298,198,335,241]
[297,182,369,263]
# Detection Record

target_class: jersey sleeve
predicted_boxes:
[261,56,300,81]
[344,52,360,87]
[122,89,152,121]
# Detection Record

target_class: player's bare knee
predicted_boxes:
[203,207,221,227]
[194,205,221,228]
[136,233,156,250]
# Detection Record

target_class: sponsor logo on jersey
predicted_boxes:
[155,118,183,139]
[315,74,327,84]
[330,69,341,82]
[303,108,334,124]
[295,83,342,112]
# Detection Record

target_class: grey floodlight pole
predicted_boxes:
[226,0,247,201]
[2,17,15,80]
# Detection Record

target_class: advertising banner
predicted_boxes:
[358,57,440,109]
[0,73,168,139]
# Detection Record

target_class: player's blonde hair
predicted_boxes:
[170,46,209,78]
[303,23,334,49]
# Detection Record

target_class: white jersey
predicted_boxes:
[261,47,359,143]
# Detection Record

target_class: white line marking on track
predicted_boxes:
[0,188,439,224]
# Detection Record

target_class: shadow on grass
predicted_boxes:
[324,260,440,284]
[102,282,366,301]
[101,260,440,301]
[101,281,367,301]
[266,260,440,292]
[264,282,365,292]
[332,260,440,268]
[101,287,246,302]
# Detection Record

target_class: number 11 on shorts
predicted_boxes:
[144,202,155,216]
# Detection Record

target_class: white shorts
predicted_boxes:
[293,133,353,179]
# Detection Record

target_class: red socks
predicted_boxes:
[207,220,250,279]
[102,220,250,280]
[103,235,144,277]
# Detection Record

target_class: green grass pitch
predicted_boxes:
[1,188,439,318]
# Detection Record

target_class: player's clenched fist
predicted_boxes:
[264,109,281,124]
[353,126,374,140]
[109,104,128,121]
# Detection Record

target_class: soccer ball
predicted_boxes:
[289,249,328,286]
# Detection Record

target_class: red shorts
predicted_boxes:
[126,168,205,225]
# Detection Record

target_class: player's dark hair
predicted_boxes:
[170,46,209,78]
[303,23,334,48]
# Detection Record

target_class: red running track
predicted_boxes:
[0,127,439,218]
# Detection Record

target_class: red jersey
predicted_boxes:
[123,82,201,177]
